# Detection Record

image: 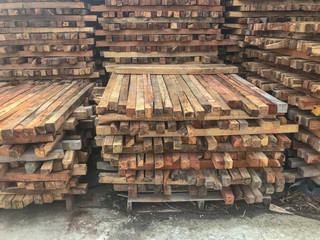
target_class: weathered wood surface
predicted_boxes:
[97,73,288,118]
[0,0,99,81]
[0,81,94,142]
[91,0,229,66]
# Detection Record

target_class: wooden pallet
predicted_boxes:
[126,192,271,213]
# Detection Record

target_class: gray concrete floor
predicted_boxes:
[0,193,319,240]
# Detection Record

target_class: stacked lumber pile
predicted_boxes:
[222,0,320,64]
[0,0,100,82]
[244,64,320,184]
[0,80,95,210]
[229,0,320,185]
[221,0,252,63]
[94,66,299,211]
[90,0,231,72]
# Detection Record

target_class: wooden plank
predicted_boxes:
[62,150,76,170]
[0,39,95,46]
[226,11,316,18]
[96,28,221,36]
[0,149,64,163]
[97,40,228,47]
[144,74,154,118]
[126,75,137,117]
[40,160,54,175]
[0,27,93,34]
[108,74,124,111]
[25,162,41,174]
[0,134,54,145]
[91,5,224,12]
[97,73,118,115]
[0,163,8,177]
[156,75,173,115]
[118,75,130,114]
[135,75,145,118]
[0,2,85,9]
[0,168,72,182]
[112,65,238,75]
[103,51,218,58]
[139,124,299,137]
[8,144,27,159]
[163,75,183,118]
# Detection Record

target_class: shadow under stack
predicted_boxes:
[95,66,298,212]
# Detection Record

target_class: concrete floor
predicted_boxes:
[0,193,319,240]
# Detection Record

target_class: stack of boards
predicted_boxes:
[222,0,320,64]
[229,0,320,185]
[90,0,231,72]
[0,81,95,210]
[94,66,299,212]
[0,0,100,82]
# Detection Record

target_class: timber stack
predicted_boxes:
[221,0,251,64]
[0,0,100,83]
[0,80,95,210]
[90,0,231,73]
[95,66,298,212]
[233,1,320,185]
[222,0,320,64]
